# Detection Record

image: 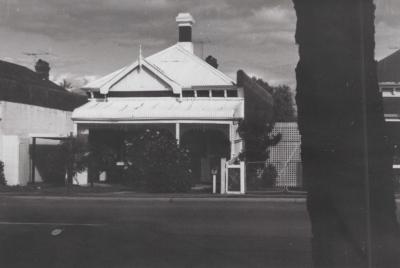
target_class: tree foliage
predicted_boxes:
[0,161,6,185]
[238,120,280,162]
[49,136,89,185]
[205,55,219,69]
[252,77,296,122]
[123,129,193,193]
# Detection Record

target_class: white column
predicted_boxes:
[73,123,78,136]
[229,123,234,159]
[212,174,217,194]
[175,123,180,146]
[240,161,246,194]
[220,158,226,194]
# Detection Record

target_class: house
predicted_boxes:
[72,13,272,194]
[0,59,86,185]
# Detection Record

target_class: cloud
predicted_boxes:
[253,6,294,24]
[50,72,100,89]
[2,0,397,89]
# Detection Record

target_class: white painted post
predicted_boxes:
[175,123,180,146]
[229,123,235,159]
[212,174,217,194]
[240,161,246,194]
[73,123,78,136]
[220,158,226,194]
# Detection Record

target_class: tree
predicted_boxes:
[54,136,88,185]
[0,161,6,185]
[293,0,400,267]
[59,79,73,90]
[253,77,296,122]
[205,55,218,69]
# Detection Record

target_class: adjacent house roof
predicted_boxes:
[0,60,87,111]
[72,98,244,121]
[0,60,63,90]
[84,43,235,94]
[378,50,400,83]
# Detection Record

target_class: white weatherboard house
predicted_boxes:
[72,13,246,193]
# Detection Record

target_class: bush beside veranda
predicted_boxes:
[124,129,193,193]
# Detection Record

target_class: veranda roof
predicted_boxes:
[72,98,244,121]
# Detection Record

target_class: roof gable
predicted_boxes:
[87,57,181,94]
[108,65,173,92]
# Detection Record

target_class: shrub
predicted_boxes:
[261,164,277,187]
[124,129,193,192]
[47,136,89,185]
[0,161,6,185]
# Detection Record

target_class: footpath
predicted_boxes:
[0,185,399,203]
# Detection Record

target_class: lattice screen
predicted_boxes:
[269,122,302,187]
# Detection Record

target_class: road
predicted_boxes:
[0,196,312,268]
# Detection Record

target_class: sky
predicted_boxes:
[0,0,399,89]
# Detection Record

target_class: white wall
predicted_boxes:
[0,101,74,185]
[0,101,73,136]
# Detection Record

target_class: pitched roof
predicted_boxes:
[378,50,400,83]
[0,60,64,91]
[0,60,87,111]
[83,43,235,93]
[146,44,235,87]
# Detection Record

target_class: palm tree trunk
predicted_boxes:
[293,0,400,267]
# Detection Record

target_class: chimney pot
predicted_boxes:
[176,13,195,53]
[35,59,50,80]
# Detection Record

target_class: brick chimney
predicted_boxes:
[176,13,195,53]
[35,59,50,80]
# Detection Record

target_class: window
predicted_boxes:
[182,91,195,97]
[197,90,210,97]
[211,90,225,97]
[381,87,394,92]
[226,90,238,97]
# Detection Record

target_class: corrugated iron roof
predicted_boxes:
[147,44,235,87]
[72,98,244,121]
[83,43,235,93]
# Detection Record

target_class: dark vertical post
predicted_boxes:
[31,137,36,184]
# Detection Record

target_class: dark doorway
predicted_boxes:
[181,129,230,183]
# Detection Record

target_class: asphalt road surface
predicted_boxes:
[0,196,312,268]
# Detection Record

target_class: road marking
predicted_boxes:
[0,221,106,227]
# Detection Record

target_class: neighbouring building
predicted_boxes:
[72,13,272,194]
[0,59,86,185]
[378,50,400,169]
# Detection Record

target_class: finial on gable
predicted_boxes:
[138,44,143,70]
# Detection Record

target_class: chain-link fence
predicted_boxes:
[246,160,303,192]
